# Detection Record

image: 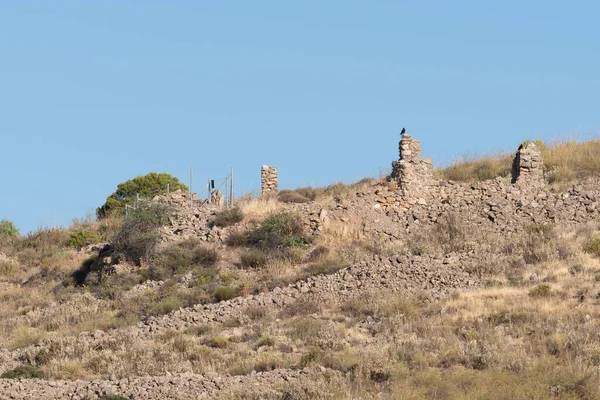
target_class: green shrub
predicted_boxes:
[150,239,218,280]
[214,286,238,302]
[1,365,44,379]
[0,219,19,237]
[529,284,552,298]
[278,190,311,203]
[212,207,244,227]
[240,249,268,268]
[113,203,171,264]
[247,212,309,250]
[97,172,188,218]
[66,230,100,249]
[584,236,600,257]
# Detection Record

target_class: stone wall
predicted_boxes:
[261,165,279,196]
[152,190,223,243]
[511,142,544,185]
[390,134,434,202]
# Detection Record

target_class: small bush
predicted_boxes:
[214,286,238,302]
[226,230,248,247]
[240,249,268,268]
[207,336,228,348]
[295,187,318,200]
[66,230,100,249]
[212,207,244,227]
[151,239,218,280]
[278,190,311,204]
[584,236,600,257]
[256,335,275,348]
[0,219,19,237]
[303,254,347,277]
[1,365,44,379]
[113,203,171,264]
[529,284,552,298]
[247,212,309,250]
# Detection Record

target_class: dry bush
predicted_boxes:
[150,239,218,280]
[240,249,268,269]
[407,213,473,255]
[301,253,347,278]
[113,203,171,264]
[583,235,600,257]
[212,207,244,227]
[236,196,282,222]
[436,153,513,182]
[246,212,309,250]
[277,190,311,204]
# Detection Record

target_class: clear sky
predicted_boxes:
[1,1,599,234]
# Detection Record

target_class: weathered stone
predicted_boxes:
[390,134,434,200]
[511,142,544,186]
[261,165,278,196]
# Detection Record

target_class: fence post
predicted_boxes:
[190,167,193,209]
[224,176,228,208]
[230,167,234,206]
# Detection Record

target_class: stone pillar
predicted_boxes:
[261,165,278,196]
[511,142,544,185]
[390,134,433,200]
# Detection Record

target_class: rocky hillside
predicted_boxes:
[1,135,600,399]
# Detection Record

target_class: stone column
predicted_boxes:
[390,134,433,201]
[511,142,544,185]
[261,165,278,196]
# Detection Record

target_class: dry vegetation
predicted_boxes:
[2,149,600,398]
[436,137,600,184]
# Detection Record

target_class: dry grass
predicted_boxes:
[436,138,600,184]
[237,196,283,223]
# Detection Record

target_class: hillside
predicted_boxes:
[1,135,600,399]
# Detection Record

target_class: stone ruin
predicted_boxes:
[511,142,544,186]
[210,190,224,206]
[390,134,434,201]
[261,165,279,196]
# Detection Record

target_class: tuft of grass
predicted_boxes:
[240,249,268,268]
[247,212,309,250]
[207,335,228,348]
[278,190,311,203]
[1,365,44,379]
[583,236,600,257]
[303,254,347,277]
[150,239,218,280]
[529,284,552,298]
[212,207,244,227]
[214,286,238,302]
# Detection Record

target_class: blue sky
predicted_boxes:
[1,1,599,234]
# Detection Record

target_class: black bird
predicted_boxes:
[400,127,406,135]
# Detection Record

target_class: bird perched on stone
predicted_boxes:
[400,127,406,135]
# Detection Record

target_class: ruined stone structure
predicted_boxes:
[261,165,279,196]
[390,134,434,201]
[511,142,544,185]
